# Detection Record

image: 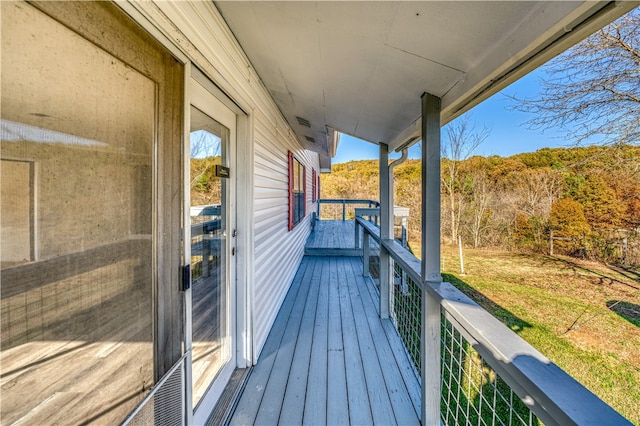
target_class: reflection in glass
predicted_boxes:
[190,106,230,408]
[1,3,154,424]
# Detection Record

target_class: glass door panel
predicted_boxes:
[189,106,231,409]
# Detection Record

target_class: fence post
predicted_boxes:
[342,200,346,221]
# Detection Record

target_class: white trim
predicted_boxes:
[235,111,255,368]
[183,61,194,426]
[190,76,239,424]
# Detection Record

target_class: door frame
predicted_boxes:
[186,72,239,424]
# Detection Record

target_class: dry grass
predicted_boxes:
[435,244,640,424]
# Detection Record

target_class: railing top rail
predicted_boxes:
[359,217,632,426]
[357,216,381,239]
[319,198,380,206]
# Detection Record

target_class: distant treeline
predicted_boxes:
[321,145,640,266]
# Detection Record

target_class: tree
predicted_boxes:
[512,9,640,146]
[549,198,591,255]
[462,170,493,248]
[440,114,490,244]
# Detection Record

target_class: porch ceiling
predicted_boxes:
[214,1,635,168]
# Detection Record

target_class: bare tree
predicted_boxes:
[441,114,490,243]
[463,170,493,248]
[512,9,640,146]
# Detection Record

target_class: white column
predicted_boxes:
[379,143,392,318]
[421,92,442,425]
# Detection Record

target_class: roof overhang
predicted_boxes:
[215,1,637,164]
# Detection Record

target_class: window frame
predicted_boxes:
[288,151,306,231]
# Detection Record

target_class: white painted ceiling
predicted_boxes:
[214,1,635,169]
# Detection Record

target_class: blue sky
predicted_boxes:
[332,67,580,164]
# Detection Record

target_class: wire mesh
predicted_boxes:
[124,356,185,426]
[392,262,422,373]
[441,315,542,426]
[389,258,542,426]
[318,200,379,221]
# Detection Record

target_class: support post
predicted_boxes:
[421,92,442,426]
[379,143,392,319]
[363,230,370,277]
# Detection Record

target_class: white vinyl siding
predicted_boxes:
[135,1,320,362]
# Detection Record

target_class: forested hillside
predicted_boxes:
[321,145,640,265]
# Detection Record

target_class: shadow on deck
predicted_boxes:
[228,255,420,425]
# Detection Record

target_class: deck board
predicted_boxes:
[253,257,315,425]
[303,258,329,425]
[326,257,349,425]
[229,258,307,425]
[279,259,321,425]
[229,249,421,425]
[347,257,421,423]
[338,258,373,425]
[343,257,397,425]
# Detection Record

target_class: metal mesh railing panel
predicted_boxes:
[124,357,185,426]
[441,315,542,426]
[392,262,422,373]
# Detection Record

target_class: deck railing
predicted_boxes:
[356,217,631,426]
[317,198,380,222]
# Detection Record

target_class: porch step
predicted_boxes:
[304,247,362,256]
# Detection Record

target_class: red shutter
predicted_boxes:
[303,165,307,217]
[312,169,316,202]
[288,151,294,231]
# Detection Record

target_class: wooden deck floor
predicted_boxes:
[305,220,378,256]
[228,255,420,425]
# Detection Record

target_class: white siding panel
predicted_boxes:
[136,1,321,362]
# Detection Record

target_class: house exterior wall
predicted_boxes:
[130,1,321,362]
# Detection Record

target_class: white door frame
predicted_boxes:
[187,75,238,425]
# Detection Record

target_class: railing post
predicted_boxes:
[402,216,408,248]
[379,143,392,319]
[355,220,360,249]
[363,227,370,278]
[421,92,442,425]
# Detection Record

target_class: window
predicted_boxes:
[1,159,34,266]
[288,151,306,230]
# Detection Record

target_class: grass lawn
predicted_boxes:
[425,244,640,424]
